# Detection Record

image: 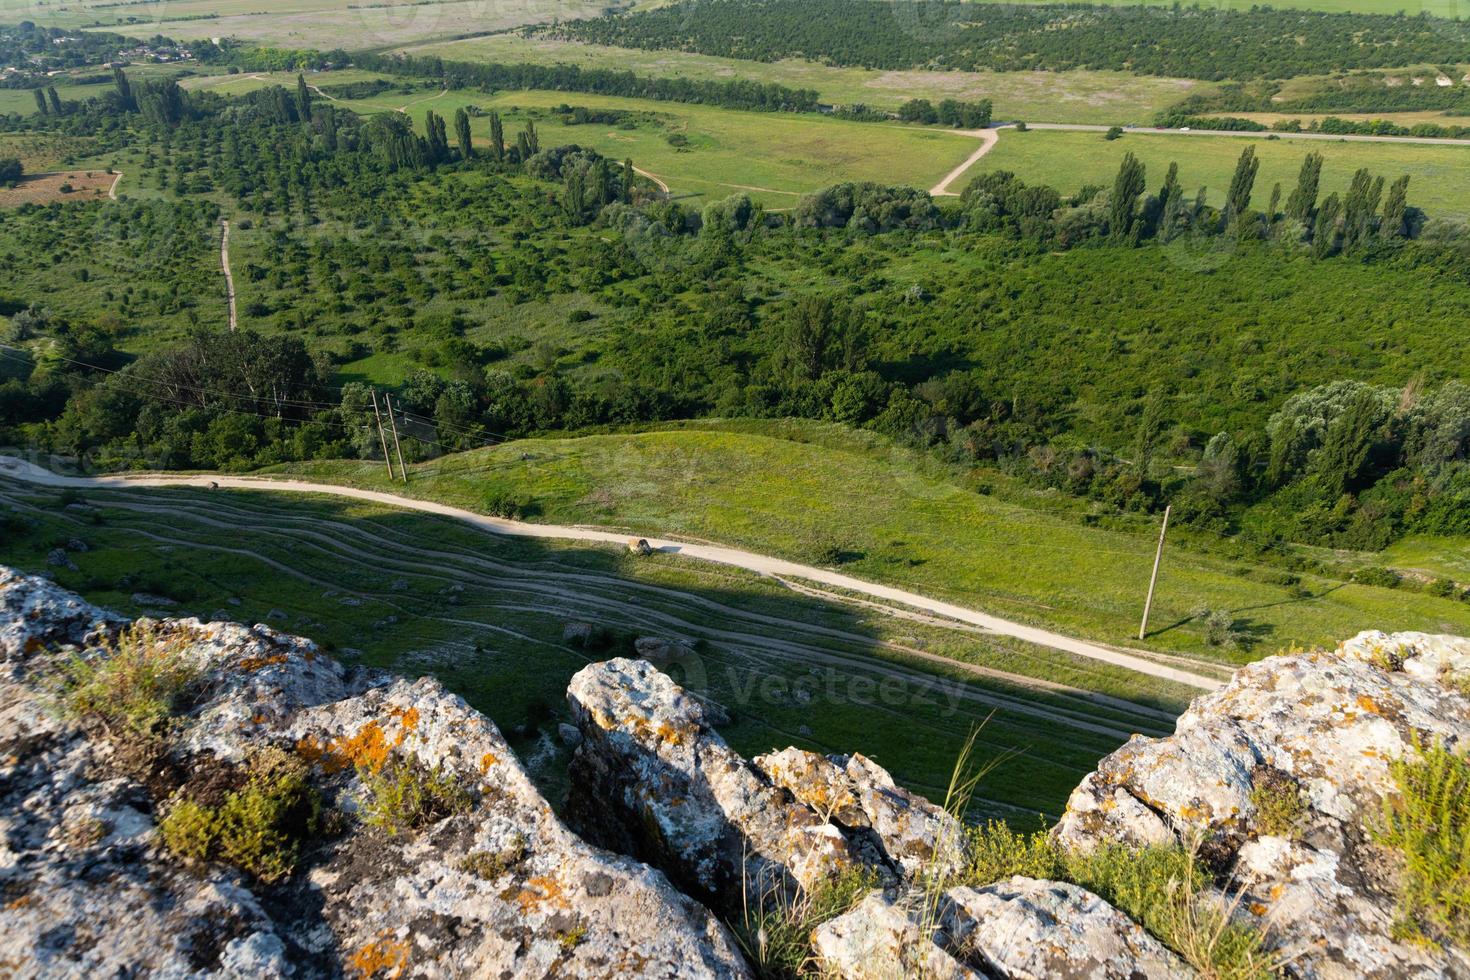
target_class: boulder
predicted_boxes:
[943,877,1191,980]
[0,568,751,979]
[1055,630,1470,978]
[812,878,1191,980]
[565,658,855,912]
[754,747,964,878]
[811,890,978,980]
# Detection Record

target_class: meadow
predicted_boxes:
[0,469,1193,816]
[972,127,1470,222]
[397,34,1213,126]
[324,86,987,204]
[278,420,1470,661]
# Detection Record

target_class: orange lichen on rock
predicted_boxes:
[237,653,289,672]
[297,720,391,774]
[1356,694,1384,715]
[479,752,499,773]
[388,705,420,732]
[347,933,410,979]
[514,874,568,913]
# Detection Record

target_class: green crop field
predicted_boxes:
[397,34,1212,126]
[0,470,1194,817]
[972,128,1470,222]
[278,420,1470,661]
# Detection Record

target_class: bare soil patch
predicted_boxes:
[0,170,116,207]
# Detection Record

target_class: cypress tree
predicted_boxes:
[622,157,635,203]
[46,87,62,115]
[33,89,47,115]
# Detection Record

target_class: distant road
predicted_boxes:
[0,456,1222,691]
[1019,121,1470,148]
[219,219,237,332]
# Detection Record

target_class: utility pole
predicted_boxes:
[370,389,394,481]
[384,392,408,484]
[1138,504,1171,640]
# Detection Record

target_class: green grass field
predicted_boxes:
[0,470,1194,817]
[276,420,1470,661]
[972,128,1470,222]
[317,86,985,205]
[397,34,1212,126]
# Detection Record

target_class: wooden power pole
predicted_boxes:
[384,392,408,484]
[1138,504,1171,640]
[370,389,394,481]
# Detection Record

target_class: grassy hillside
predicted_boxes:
[0,471,1193,816]
[277,421,1470,659]
[973,128,1470,221]
[396,34,1211,126]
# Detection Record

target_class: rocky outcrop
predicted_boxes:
[1054,630,1470,979]
[5,563,1469,980]
[564,657,855,912]
[0,568,750,979]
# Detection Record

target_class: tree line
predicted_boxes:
[0,73,1465,559]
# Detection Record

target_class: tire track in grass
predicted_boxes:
[87,488,1176,736]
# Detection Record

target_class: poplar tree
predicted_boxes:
[46,87,62,115]
[1380,174,1410,239]
[1285,152,1322,223]
[1224,145,1259,222]
[295,74,312,124]
[622,158,635,203]
[454,107,473,160]
[1312,192,1343,257]
[489,111,505,162]
[1109,152,1146,243]
[33,89,47,115]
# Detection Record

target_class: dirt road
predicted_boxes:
[0,457,1221,690]
[929,128,999,196]
[220,219,237,332]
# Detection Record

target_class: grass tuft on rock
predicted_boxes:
[957,822,1279,979]
[358,755,474,836]
[735,865,879,980]
[159,747,323,883]
[58,623,200,737]
[1373,737,1470,948]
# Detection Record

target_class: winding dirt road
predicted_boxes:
[220,219,237,332]
[0,457,1220,691]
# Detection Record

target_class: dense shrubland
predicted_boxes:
[536,0,1470,81]
[0,71,1466,559]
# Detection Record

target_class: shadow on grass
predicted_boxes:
[0,477,1174,821]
